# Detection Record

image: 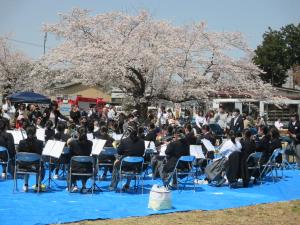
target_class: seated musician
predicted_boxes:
[268,127,282,163]
[184,123,197,145]
[195,125,216,170]
[53,121,71,179]
[67,127,93,193]
[255,125,270,164]
[95,126,115,179]
[145,123,158,143]
[158,127,190,188]
[240,130,256,186]
[0,118,15,178]
[18,126,45,192]
[219,130,242,187]
[109,125,145,191]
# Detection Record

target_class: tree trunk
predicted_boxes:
[135,102,150,124]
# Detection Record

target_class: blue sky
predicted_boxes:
[0,0,299,59]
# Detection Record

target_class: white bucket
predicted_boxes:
[148,184,172,210]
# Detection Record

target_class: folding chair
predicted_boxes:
[260,148,283,182]
[97,147,117,180]
[119,156,144,193]
[143,148,155,178]
[68,156,95,194]
[0,146,10,179]
[246,152,262,183]
[173,155,196,191]
[13,152,42,193]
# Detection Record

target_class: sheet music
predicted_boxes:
[144,141,156,152]
[87,133,94,141]
[7,130,27,145]
[159,144,167,156]
[112,133,123,141]
[92,139,107,155]
[42,140,65,158]
[202,139,215,152]
[190,145,205,159]
[36,128,45,142]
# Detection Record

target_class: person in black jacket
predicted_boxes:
[184,123,197,145]
[52,121,71,179]
[109,125,145,191]
[145,123,158,142]
[0,118,15,178]
[18,126,45,192]
[69,105,81,125]
[159,127,190,188]
[256,125,270,163]
[45,120,55,142]
[288,114,300,142]
[68,127,93,193]
[240,130,256,187]
[230,108,244,136]
[41,101,69,128]
[95,126,115,179]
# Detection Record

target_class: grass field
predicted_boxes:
[67,200,300,225]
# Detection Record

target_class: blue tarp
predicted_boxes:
[0,169,300,225]
[7,92,51,104]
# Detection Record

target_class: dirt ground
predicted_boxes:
[65,200,300,225]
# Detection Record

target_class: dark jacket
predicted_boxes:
[145,130,157,143]
[28,110,42,124]
[42,109,69,128]
[164,138,190,173]
[185,132,197,145]
[18,138,44,155]
[256,135,270,164]
[69,139,93,158]
[230,115,244,135]
[240,138,256,185]
[117,136,145,157]
[54,132,70,142]
[288,120,300,135]
[69,110,81,125]
[0,131,15,158]
[45,128,55,142]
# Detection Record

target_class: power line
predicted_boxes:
[3,37,49,49]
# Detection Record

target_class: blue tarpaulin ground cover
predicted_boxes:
[0,169,300,225]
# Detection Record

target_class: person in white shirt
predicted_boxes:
[274,118,284,130]
[195,110,207,131]
[219,131,242,158]
[2,99,16,121]
[213,106,228,131]
[157,106,168,127]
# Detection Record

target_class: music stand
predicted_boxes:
[42,140,65,189]
[90,139,107,192]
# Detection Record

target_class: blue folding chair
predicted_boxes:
[13,152,42,193]
[68,156,95,194]
[119,156,144,193]
[260,148,283,182]
[0,146,10,179]
[173,155,196,191]
[143,148,155,178]
[97,147,117,180]
[246,152,262,183]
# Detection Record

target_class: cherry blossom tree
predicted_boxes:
[0,37,33,96]
[34,8,277,117]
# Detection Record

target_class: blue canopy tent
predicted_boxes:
[7,91,51,104]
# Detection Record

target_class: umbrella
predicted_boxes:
[7,91,51,104]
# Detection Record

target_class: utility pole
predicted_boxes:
[43,32,47,55]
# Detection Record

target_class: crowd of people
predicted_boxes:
[0,98,300,193]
